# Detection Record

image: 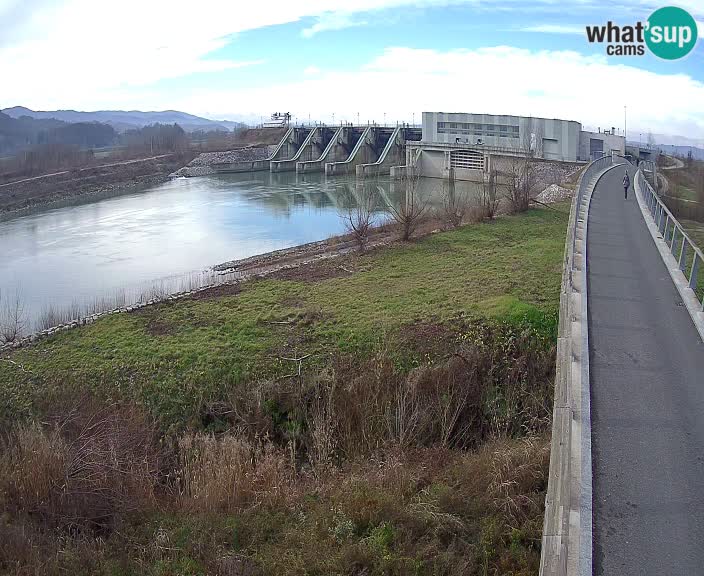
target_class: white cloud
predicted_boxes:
[302,12,367,37]
[303,66,322,76]
[0,0,479,107]
[0,0,701,144]
[172,46,704,139]
[519,24,585,35]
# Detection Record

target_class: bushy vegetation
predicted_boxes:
[0,205,569,575]
[662,158,704,220]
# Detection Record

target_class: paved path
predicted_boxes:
[661,155,685,170]
[589,166,704,575]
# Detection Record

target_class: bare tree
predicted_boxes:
[339,183,377,251]
[500,155,537,213]
[479,168,500,219]
[440,180,470,228]
[389,168,429,240]
[0,289,26,345]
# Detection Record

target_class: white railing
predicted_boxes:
[638,169,704,306]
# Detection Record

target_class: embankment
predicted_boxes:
[0,204,568,575]
[0,154,193,216]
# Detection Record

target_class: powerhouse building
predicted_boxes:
[421,111,624,163]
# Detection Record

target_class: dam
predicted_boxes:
[207,125,422,178]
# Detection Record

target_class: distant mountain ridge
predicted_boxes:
[1,106,245,133]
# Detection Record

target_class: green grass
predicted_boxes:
[680,219,704,302]
[674,184,699,202]
[682,219,704,250]
[0,205,569,428]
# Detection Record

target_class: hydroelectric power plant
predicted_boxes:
[201,111,625,182]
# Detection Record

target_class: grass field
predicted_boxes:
[0,204,569,576]
[1,205,568,428]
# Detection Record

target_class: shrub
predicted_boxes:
[0,400,161,533]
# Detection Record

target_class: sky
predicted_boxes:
[1,0,703,143]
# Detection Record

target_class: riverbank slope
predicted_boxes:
[0,204,569,575]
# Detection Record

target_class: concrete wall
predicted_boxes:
[297,127,363,173]
[579,130,625,161]
[326,127,394,176]
[422,112,582,162]
[356,127,422,177]
[271,127,335,172]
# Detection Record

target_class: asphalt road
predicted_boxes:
[589,166,704,575]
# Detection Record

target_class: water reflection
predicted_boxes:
[0,172,482,333]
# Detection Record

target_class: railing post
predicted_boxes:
[690,254,700,291]
[671,227,679,254]
[679,238,688,271]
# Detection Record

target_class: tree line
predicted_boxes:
[0,120,191,180]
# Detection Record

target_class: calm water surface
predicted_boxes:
[0,171,479,332]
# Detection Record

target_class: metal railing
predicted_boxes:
[637,169,704,306]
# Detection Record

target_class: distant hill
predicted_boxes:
[656,144,704,161]
[1,106,246,133]
[0,111,118,154]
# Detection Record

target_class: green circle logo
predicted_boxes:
[645,6,698,60]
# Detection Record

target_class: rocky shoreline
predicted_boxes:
[171,146,274,178]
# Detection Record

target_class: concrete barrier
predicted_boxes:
[540,157,623,576]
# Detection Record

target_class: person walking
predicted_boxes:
[623,170,631,199]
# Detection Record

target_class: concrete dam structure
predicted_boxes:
[326,126,421,176]
[212,125,421,178]
[297,126,365,174]
[270,126,336,173]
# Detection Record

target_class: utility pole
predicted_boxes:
[383,112,386,126]
[624,105,627,144]
[412,112,415,126]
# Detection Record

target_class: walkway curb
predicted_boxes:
[540,159,624,576]
[634,175,704,343]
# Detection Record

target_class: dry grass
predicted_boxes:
[0,400,161,534]
[177,434,293,513]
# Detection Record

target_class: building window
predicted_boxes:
[436,121,520,139]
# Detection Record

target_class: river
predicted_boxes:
[0,171,480,333]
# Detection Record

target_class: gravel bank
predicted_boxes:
[172,147,274,177]
[536,183,574,204]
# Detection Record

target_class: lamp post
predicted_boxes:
[383,112,386,126]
